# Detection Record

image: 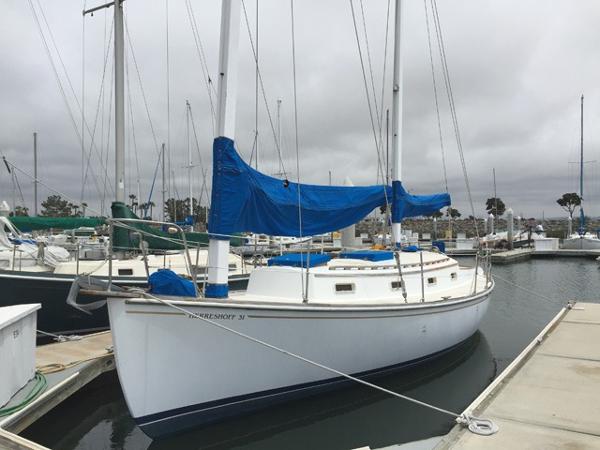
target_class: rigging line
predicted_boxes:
[143,149,163,218]
[81,21,118,203]
[241,0,288,179]
[188,107,209,205]
[28,0,83,154]
[186,0,217,99]
[423,0,448,194]
[81,0,86,203]
[13,172,27,211]
[1,156,102,217]
[184,0,216,135]
[349,0,389,210]
[142,291,464,421]
[35,0,115,191]
[29,0,111,208]
[430,0,478,237]
[255,0,259,170]
[377,0,392,158]
[248,125,258,168]
[100,8,107,200]
[166,0,172,203]
[359,0,383,135]
[492,273,560,304]
[172,169,181,202]
[101,60,115,216]
[125,48,142,204]
[349,0,386,187]
[123,19,161,156]
[290,0,305,301]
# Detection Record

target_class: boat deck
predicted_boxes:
[435,302,600,449]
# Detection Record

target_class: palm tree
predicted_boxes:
[148,201,155,219]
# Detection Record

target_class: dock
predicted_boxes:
[447,247,600,264]
[435,302,600,449]
[0,332,114,449]
[490,248,532,264]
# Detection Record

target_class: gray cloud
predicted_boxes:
[2,0,600,221]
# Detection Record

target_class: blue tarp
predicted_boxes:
[148,269,196,297]
[268,253,331,268]
[339,250,394,262]
[391,181,451,224]
[208,137,451,237]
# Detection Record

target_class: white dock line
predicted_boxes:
[141,291,497,435]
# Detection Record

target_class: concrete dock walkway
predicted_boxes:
[435,302,600,449]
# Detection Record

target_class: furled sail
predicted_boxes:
[208,137,450,238]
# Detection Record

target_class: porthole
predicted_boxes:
[450,272,457,280]
[118,268,134,276]
[391,280,404,290]
[335,283,354,293]
[427,277,437,285]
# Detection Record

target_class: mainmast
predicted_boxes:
[114,0,125,204]
[579,94,585,234]
[391,0,403,247]
[83,0,125,205]
[206,0,241,298]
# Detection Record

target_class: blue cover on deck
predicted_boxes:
[402,245,421,252]
[148,269,195,297]
[339,250,394,262]
[208,137,451,237]
[268,253,331,268]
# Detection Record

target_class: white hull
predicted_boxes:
[562,234,600,250]
[108,287,491,437]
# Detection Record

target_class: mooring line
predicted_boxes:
[136,291,496,435]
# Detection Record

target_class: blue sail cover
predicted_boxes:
[208,137,450,237]
[391,180,450,223]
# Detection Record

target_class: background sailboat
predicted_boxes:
[562,95,600,249]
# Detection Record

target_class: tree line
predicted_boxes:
[12,192,583,222]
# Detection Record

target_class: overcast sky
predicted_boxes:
[2,0,600,219]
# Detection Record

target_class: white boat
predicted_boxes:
[562,232,600,249]
[104,0,493,438]
[109,252,492,437]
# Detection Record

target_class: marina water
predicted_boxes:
[22,257,598,449]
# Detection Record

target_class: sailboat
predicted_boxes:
[105,0,493,438]
[562,95,600,249]
[0,3,253,335]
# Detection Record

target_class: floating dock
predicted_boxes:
[490,248,532,264]
[0,332,114,449]
[435,302,600,449]
[448,247,600,263]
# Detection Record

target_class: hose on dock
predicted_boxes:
[0,372,47,417]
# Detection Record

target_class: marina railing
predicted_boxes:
[105,218,199,297]
[472,249,493,294]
